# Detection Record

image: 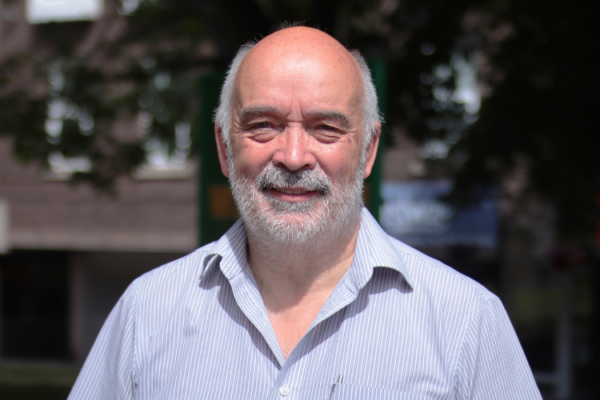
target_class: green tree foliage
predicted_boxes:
[0,0,471,192]
[0,0,598,241]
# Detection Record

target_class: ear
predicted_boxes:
[362,122,381,179]
[215,122,230,178]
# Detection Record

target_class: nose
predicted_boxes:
[271,128,317,172]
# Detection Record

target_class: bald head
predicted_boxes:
[248,26,354,55]
[238,27,363,98]
[215,26,380,149]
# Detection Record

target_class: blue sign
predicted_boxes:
[380,180,497,248]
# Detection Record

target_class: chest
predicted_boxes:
[268,300,326,360]
[134,287,457,400]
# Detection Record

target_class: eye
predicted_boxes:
[245,121,278,143]
[313,126,345,144]
[248,121,271,130]
[317,124,338,131]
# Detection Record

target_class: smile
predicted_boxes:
[276,188,309,194]
[264,187,321,201]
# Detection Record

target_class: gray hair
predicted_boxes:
[214,38,382,150]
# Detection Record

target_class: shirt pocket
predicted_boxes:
[329,384,440,400]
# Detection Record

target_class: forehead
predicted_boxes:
[234,32,364,115]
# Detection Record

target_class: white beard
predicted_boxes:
[228,152,365,246]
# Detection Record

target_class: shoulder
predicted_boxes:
[120,242,218,325]
[380,236,517,366]
[391,235,496,301]
[132,242,216,294]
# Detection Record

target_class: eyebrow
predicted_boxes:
[304,111,352,130]
[238,107,352,130]
[237,107,277,123]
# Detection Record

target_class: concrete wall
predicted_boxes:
[0,138,198,253]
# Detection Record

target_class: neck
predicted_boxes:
[246,216,361,312]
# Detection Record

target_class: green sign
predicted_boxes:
[363,56,387,221]
[197,72,239,246]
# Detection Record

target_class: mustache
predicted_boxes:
[255,164,333,195]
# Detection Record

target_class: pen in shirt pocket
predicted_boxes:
[328,374,343,400]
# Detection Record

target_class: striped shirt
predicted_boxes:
[68,208,542,400]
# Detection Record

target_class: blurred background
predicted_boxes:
[0,0,598,399]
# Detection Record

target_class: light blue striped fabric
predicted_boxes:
[68,208,542,400]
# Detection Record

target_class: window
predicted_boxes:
[44,61,192,181]
[26,0,103,24]
[133,69,193,180]
[44,60,93,180]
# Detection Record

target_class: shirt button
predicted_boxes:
[279,385,290,396]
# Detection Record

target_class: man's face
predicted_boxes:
[217,29,378,243]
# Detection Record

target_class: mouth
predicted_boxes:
[264,186,321,201]
[276,187,310,195]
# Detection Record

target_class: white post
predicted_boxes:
[0,199,8,254]
[555,270,572,399]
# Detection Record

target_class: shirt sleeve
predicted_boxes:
[454,296,542,400]
[68,282,139,400]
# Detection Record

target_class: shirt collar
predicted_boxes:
[203,218,249,281]
[348,208,414,291]
[202,208,414,290]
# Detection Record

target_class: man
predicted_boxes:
[69,27,542,399]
